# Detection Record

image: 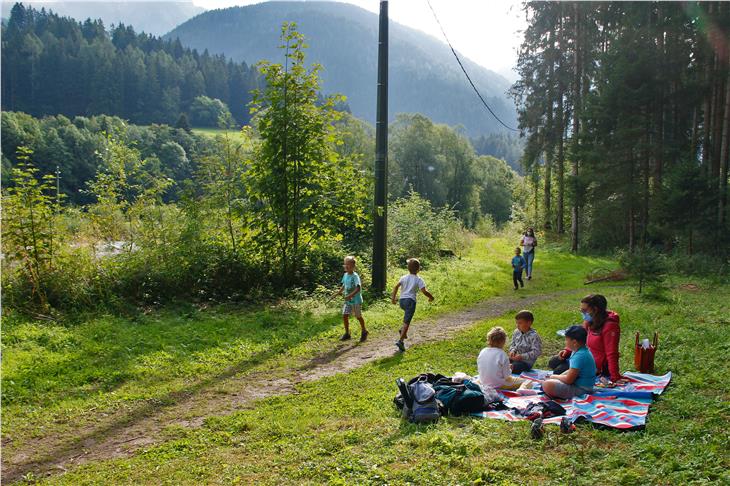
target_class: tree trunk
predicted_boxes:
[570,2,581,252]
[702,2,714,172]
[556,12,566,235]
[717,52,730,228]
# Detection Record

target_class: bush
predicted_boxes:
[388,192,461,266]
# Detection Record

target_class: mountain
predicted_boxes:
[0,1,205,35]
[165,1,517,136]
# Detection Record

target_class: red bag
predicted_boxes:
[634,332,658,373]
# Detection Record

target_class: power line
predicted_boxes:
[425,0,520,132]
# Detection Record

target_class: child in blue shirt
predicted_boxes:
[335,256,369,342]
[541,325,596,399]
[511,247,527,290]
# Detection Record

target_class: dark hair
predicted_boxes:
[581,294,609,329]
[515,310,534,322]
[564,325,587,344]
[526,228,535,237]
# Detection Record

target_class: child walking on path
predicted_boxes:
[391,258,434,352]
[511,247,527,290]
[336,256,368,342]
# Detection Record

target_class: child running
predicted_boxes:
[336,256,368,342]
[511,247,527,290]
[391,258,434,352]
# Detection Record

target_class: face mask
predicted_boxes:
[581,311,593,323]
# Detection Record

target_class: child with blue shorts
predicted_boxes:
[391,258,434,352]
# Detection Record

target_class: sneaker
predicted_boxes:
[359,330,369,342]
[530,417,544,440]
[527,275,532,280]
[340,333,351,341]
[560,416,575,434]
[395,340,406,352]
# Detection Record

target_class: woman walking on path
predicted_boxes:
[520,228,537,280]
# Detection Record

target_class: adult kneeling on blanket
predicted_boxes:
[542,326,596,399]
[548,294,627,384]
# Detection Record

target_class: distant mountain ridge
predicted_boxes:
[0,1,205,35]
[165,1,517,136]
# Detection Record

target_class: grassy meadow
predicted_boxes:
[4,237,728,484]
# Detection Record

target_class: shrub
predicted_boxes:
[388,192,461,266]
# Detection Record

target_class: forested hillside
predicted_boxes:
[165,1,517,137]
[0,1,204,36]
[1,4,258,126]
[513,1,730,254]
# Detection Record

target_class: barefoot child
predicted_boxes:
[336,256,368,342]
[477,326,527,391]
[508,310,543,373]
[391,258,434,352]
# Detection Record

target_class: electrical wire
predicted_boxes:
[425,0,520,132]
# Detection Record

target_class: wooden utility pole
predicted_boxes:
[371,0,388,293]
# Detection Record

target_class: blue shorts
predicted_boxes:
[399,298,417,324]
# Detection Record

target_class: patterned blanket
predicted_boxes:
[474,370,672,430]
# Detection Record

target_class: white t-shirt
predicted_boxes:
[398,273,425,301]
[477,347,512,388]
[522,235,536,253]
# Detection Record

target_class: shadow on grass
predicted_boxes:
[2,306,345,482]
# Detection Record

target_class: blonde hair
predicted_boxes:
[344,255,356,265]
[407,258,421,273]
[487,326,507,347]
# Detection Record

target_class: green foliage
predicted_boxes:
[1,4,258,126]
[189,96,235,128]
[247,22,368,280]
[1,111,214,204]
[390,114,518,227]
[388,192,459,266]
[618,248,666,295]
[1,148,62,310]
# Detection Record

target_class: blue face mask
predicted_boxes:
[581,311,593,323]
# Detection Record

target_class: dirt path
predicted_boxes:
[3,289,582,483]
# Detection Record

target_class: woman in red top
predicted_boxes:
[548,294,625,383]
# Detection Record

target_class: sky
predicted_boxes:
[191,0,527,81]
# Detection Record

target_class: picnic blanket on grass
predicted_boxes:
[473,370,671,430]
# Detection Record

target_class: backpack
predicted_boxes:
[394,375,442,423]
[434,378,496,416]
[409,377,441,423]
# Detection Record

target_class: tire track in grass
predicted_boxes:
[3,287,588,483]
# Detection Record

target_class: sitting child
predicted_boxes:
[541,325,596,399]
[477,326,526,391]
[508,310,543,374]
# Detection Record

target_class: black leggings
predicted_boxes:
[513,271,524,289]
[548,355,570,374]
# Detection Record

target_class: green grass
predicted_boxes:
[37,281,730,485]
[191,127,248,142]
[2,238,610,458]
